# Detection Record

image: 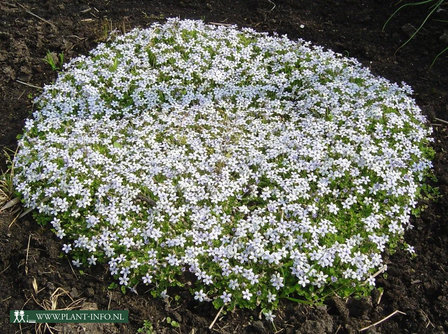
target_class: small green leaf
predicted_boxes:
[146,49,157,67]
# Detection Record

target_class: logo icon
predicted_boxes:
[12,310,26,323]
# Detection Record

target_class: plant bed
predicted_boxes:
[13,18,433,319]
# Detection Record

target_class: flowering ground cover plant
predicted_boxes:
[13,18,434,318]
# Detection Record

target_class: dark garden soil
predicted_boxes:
[1,0,447,333]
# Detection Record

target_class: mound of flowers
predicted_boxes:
[13,18,433,317]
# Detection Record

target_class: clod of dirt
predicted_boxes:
[70,287,80,299]
[401,23,416,38]
[2,66,15,81]
[347,297,373,318]
[86,287,95,297]
[249,320,266,333]
[330,296,350,323]
[12,40,30,64]
[297,319,329,334]
[439,31,448,44]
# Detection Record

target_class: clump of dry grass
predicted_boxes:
[0,149,32,227]
[31,286,86,334]
[0,149,16,208]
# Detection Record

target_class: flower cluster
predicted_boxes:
[14,18,433,315]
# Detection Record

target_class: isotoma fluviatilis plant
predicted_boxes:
[14,18,433,319]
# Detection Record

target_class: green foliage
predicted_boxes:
[166,317,180,328]
[137,320,154,334]
[44,51,64,71]
[146,48,157,67]
[108,282,118,290]
[33,212,52,226]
